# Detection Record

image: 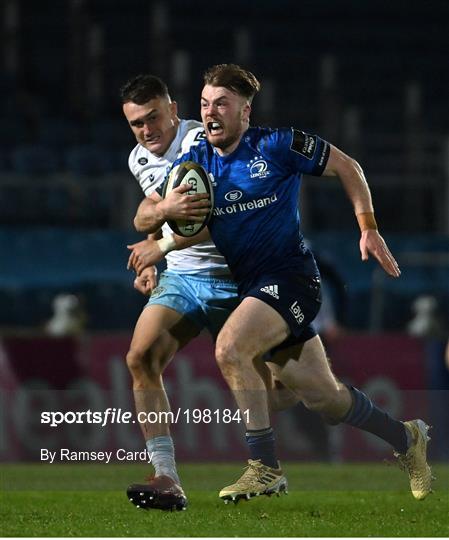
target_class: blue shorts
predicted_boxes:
[147,271,239,340]
[240,271,322,346]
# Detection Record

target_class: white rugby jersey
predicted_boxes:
[128,119,230,275]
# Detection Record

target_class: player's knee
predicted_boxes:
[126,349,145,377]
[215,338,236,369]
[126,347,163,381]
[215,335,247,376]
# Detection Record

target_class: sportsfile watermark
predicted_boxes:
[41,407,250,427]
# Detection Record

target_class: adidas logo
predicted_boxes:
[259,472,280,485]
[260,285,279,299]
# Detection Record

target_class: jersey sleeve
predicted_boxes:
[275,127,330,176]
[128,146,164,196]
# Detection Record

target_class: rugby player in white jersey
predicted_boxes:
[120,75,296,511]
[120,74,233,511]
[133,65,433,503]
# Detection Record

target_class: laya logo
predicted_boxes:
[289,301,304,325]
[225,190,243,202]
[247,156,270,179]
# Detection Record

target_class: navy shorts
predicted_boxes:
[240,271,322,347]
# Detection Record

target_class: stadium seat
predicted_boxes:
[65,144,114,176]
[10,144,60,175]
[88,120,129,147]
[37,118,83,150]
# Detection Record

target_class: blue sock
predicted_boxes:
[146,435,180,484]
[343,386,408,454]
[245,427,278,468]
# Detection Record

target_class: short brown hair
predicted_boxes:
[203,64,260,102]
[120,74,170,104]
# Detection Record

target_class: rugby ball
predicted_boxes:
[162,161,214,237]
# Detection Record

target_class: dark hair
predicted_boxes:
[120,74,170,104]
[203,64,260,102]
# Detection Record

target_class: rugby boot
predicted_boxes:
[219,459,287,503]
[127,474,187,511]
[394,419,433,500]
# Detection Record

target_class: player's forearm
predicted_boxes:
[134,198,167,233]
[158,228,210,254]
[174,227,210,248]
[323,145,376,230]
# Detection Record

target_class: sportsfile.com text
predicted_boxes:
[40,408,250,427]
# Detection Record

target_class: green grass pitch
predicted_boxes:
[1,462,448,537]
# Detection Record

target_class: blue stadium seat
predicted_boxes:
[37,118,83,150]
[65,144,113,176]
[11,145,60,175]
[88,120,129,147]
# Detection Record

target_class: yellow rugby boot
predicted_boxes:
[219,459,288,503]
[394,419,433,500]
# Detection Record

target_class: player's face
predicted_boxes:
[123,97,178,156]
[201,85,250,155]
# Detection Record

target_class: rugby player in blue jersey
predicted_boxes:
[135,64,432,502]
[121,74,299,511]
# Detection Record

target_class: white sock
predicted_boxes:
[146,435,180,484]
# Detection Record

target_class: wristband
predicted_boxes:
[157,234,177,255]
[356,212,378,231]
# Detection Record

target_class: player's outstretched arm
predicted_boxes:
[322,145,401,278]
[358,229,401,277]
[134,187,211,233]
[132,228,211,275]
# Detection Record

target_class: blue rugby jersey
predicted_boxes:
[172,126,330,284]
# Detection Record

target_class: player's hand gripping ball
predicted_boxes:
[163,161,214,237]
